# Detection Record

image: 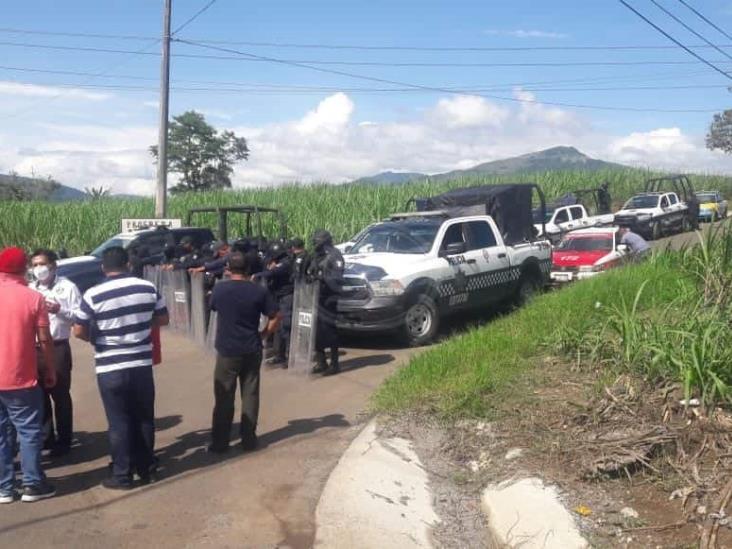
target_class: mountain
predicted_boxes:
[352,146,629,185]
[0,173,86,201]
[431,146,627,180]
[350,171,427,185]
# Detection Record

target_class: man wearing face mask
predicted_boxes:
[30,249,81,458]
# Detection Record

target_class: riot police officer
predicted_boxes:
[256,241,293,367]
[309,230,344,376]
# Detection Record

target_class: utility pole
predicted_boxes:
[155,0,172,218]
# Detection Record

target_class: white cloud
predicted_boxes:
[1,92,731,195]
[485,29,569,39]
[0,81,108,101]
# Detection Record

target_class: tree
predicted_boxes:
[707,109,732,154]
[150,110,249,193]
[84,185,110,200]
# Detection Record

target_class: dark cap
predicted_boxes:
[289,237,305,249]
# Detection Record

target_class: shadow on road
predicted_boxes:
[338,353,394,373]
[40,413,350,501]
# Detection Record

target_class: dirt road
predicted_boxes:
[0,334,417,548]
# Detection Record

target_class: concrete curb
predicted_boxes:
[314,420,439,548]
[481,477,588,549]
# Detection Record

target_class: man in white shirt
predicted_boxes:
[30,249,81,457]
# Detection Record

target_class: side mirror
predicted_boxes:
[344,245,353,254]
[441,242,467,257]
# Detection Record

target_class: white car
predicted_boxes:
[613,191,689,240]
[338,211,552,346]
[550,227,628,284]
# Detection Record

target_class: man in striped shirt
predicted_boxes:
[73,247,169,490]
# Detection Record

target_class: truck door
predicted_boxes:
[464,220,512,304]
[553,207,571,233]
[438,222,482,310]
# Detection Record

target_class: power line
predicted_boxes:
[618,0,732,80]
[4,25,732,53]
[4,39,732,67]
[173,38,725,113]
[676,0,732,42]
[172,0,218,35]
[0,39,160,121]
[3,79,729,96]
[649,0,732,62]
[0,63,716,89]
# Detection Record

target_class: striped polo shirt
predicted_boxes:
[75,274,167,374]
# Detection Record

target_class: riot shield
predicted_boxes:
[287,277,320,373]
[161,269,190,333]
[205,311,218,353]
[190,272,209,347]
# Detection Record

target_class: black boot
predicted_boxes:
[323,348,340,376]
[311,351,328,374]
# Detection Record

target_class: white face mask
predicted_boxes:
[32,265,52,283]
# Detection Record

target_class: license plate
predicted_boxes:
[553,272,572,282]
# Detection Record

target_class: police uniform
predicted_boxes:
[31,274,82,454]
[257,245,293,365]
[310,231,344,375]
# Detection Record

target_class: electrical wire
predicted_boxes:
[173,38,726,113]
[676,0,732,42]
[3,25,732,53]
[649,0,732,62]
[172,0,218,35]
[618,0,732,80]
[2,39,732,67]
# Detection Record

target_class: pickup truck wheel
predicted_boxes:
[514,275,539,307]
[681,217,691,233]
[403,295,439,346]
[651,222,663,240]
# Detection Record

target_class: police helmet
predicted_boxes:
[311,229,333,250]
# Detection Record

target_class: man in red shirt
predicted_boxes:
[0,247,57,503]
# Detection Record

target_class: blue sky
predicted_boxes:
[2,0,732,193]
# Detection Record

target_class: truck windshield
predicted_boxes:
[557,235,613,252]
[696,193,717,203]
[90,236,135,258]
[350,222,440,254]
[623,195,659,209]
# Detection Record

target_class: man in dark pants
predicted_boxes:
[309,230,345,376]
[208,252,280,453]
[30,249,81,458]
[73,247,169,490]
[256,242,293,367]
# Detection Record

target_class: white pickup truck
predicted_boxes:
[613,191,689,240]
[337,210,552,346]
[534,203,614,241]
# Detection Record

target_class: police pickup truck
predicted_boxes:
[337,184,552,346]
[613,191,689,240]
[533,203,614,242]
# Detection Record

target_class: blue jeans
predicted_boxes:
[97,367,156,483]
[0,386,46,493]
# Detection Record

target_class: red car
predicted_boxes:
[550,227,628,283]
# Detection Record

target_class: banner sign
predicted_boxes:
[121,218,182,233]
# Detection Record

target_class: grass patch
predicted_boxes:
[373,257,694,419]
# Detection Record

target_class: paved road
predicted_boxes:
[0,334,417,548]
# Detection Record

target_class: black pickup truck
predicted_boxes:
[57,226,215,293]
